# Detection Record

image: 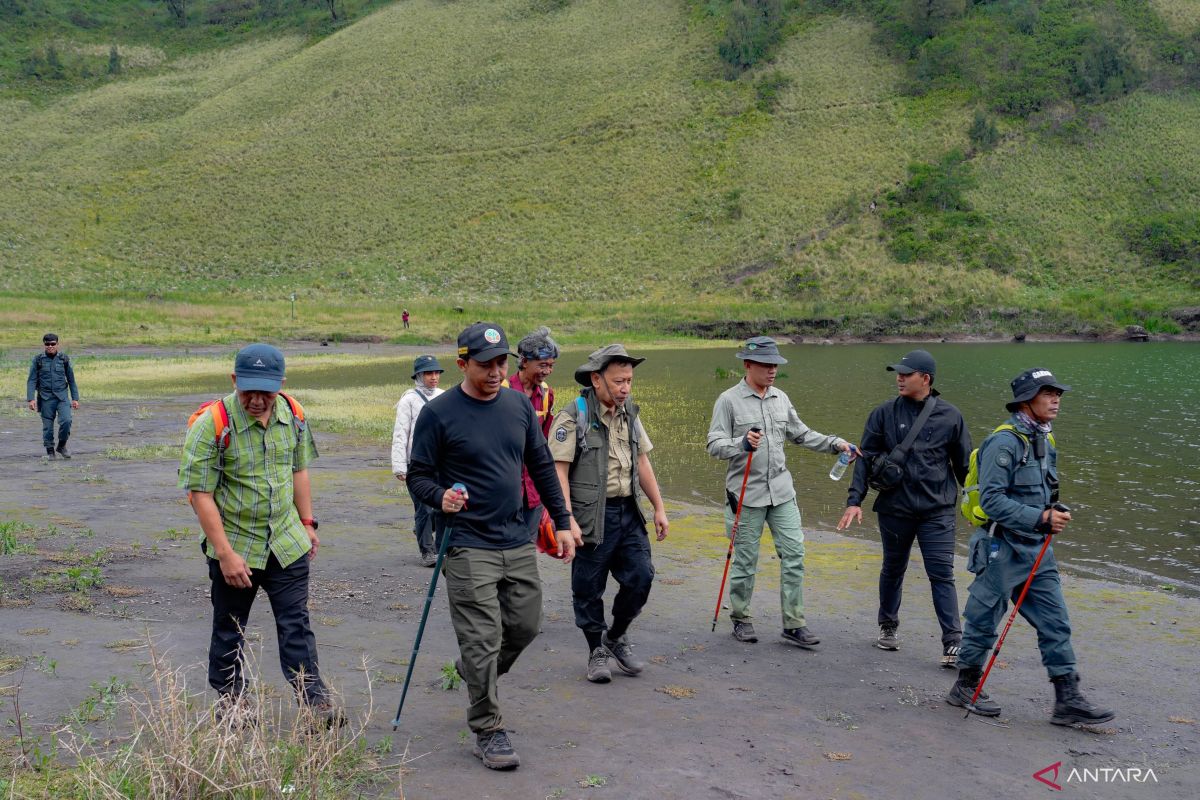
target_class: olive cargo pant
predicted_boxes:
[443,543,542,733]
[726,498,808,629]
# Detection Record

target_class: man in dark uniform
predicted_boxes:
[549,345,669,684]
[26,333,80,459]
[946,368,1114,726]
[838,350,972,667]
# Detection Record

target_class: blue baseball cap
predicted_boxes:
[234,344,286,392]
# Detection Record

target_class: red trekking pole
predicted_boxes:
[966,503,1068,716]
[711,429,758,632]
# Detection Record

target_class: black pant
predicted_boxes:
[877,512,961,645]
[207,553,327,703]
[572,497,655,637]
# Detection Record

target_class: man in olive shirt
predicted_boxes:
[549,345,669,683]
[178,344,334,720]
[707,336,856,648]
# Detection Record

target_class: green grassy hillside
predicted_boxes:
[0,0,1197,345]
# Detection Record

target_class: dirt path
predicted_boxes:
[1,399,1197,798]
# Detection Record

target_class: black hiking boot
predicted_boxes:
[946,666,1000,716]
[474,729,520,770]
[731,621,758,643]
[56,443,71,459]
[586,646,612,683]
[602,632,644,676]
[1050,672,1115,726]
[781,627,820,648]
[876,625,899,651]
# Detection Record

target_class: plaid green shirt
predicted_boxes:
[178,393,318,569]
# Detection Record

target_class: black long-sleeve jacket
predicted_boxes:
[846,390,972,517]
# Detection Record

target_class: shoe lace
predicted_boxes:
[487,730,511,752]
[589,648,608,667]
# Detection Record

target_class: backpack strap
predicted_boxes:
[574,395,589,453]
[280,392,307,435]
[210,398,232,456]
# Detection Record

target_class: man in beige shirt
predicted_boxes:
[549,345,669,683]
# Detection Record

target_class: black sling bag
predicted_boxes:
[866,396,937,492]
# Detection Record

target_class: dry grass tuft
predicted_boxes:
[656,685,697,699]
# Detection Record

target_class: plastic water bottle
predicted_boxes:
[829,451,851,481]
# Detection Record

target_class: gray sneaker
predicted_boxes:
[56,444,71,459]
[731,621,758,643]
[586,646,612,683]
[876,625,900,651]
[420,552,437,567]
[474,729,520,770]
[602,633,644,676]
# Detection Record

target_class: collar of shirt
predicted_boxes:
[738,377,779,401]
[507,372,547,400]
[598,400,627,428]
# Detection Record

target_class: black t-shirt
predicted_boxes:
[407,385,570,549]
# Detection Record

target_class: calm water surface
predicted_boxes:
[298,343,1200,593]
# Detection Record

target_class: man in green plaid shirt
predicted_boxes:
[179,344,335,721]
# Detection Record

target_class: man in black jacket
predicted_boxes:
[407,322,580,772]
[837,350,972,667]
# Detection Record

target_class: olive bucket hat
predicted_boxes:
[735,336,788,365]
[573,344,646,387]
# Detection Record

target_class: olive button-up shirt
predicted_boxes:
[707,378,845,507]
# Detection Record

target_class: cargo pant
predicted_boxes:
[727,498,807,629]
[443,543,541,733]
[39,396,72,451]
[877,512,961,646]
[958,529,1076,678]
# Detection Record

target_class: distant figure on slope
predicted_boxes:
[402,309,410,329]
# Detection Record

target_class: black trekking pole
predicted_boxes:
[964,502,1070,718]
[391,482,466,730]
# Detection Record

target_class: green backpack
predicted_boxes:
[960,424,1055,525]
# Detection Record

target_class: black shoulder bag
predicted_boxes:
[866,396,937,492]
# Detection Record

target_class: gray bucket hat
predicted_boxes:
[1006,367,1071,411]
[411,354,443,379]
[574,344,646,387]
[736,336,788,365]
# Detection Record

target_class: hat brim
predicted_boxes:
[236,375,283,393]
[737,351,787,365]
[574,356,646,386]
[411,369,445,379]
[1006,382,1071,410]
[886,364,917,374]
[465,347,516,364]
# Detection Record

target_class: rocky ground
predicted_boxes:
[1,397,1197,799]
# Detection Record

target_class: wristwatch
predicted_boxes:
[301,517,319,530]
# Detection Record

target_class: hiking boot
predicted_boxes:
[586,646,611,683]
[213,693,258,730]
[56,444,71,459]
[421,551,437,567]
[311,702,348,731]
[1050,672,1115,726]
[946,666,1000,716]
[781,627,820,648]
[473,729,520,770]
[45,448,56,460]
[876,625,900,651]
[731,621,758,643]
[941,642,961,669]
[602,632,644,676]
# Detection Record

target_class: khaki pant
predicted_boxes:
[443,544,542,733]
[726,499,807,629]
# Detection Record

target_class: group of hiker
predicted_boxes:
[24,327,1115,771]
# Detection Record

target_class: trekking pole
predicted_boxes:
[965,503,1069,718]
[711,428,759,632]
[392,482,466,730]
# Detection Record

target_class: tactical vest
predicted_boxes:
[565,388,645,545]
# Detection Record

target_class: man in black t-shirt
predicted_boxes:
[408,322,580,771]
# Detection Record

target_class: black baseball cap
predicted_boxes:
[457,322,516,363]
[1006,368,1070,411]
[887,349,935,377]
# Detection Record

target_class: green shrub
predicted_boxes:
[719,0,784,77]
[754,69,792,112]
[967,109,999,151]
[1122,213,1200,286]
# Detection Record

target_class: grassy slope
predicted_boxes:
[0,0,1197,346]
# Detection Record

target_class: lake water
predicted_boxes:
[299,342,1200,594]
